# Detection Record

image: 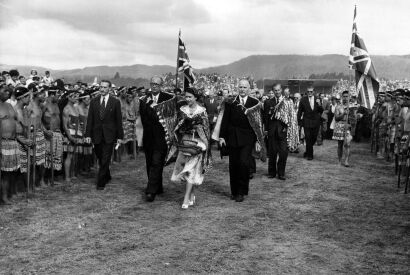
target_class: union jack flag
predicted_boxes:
[349,5,379,109]
[177,30,196,88]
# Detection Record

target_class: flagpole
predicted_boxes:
[175,29,180,89]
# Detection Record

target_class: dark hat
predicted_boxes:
[67,89,81,97]
[27,82,38,92]
[1,71,9,76]
[15,86,30,99]
[48,88,59,95]
[79,89,92,99]
[9,69,19,77]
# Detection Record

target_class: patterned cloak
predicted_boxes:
[274,97,299,151]
[212,96,267,162]
[152,94,178,156]
[166,105,213,174]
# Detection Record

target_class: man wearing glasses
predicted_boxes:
[297,86,323,160]
[140,76,174,202]
[85,80,123,190]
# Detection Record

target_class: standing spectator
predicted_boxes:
[42,71,54,86]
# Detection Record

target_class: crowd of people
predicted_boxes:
[1,69,408,208]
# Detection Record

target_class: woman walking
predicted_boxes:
[170,88,212,209]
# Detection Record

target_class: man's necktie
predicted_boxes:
[100,97,106,120]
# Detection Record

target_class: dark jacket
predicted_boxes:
[204,97,220,125]
[263,97,287,137]
[139,91,174,151]
[297,96,323,129]
[85,95,124,144]
[220,96,258,148]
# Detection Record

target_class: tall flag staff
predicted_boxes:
[175,29,180,89]
[177,29,196,90]
[348,5,379,110]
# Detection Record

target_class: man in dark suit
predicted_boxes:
[297,86,323,160]
[263,84,288,180]
[140,76,174,202]
[85,80,123,190]
[219,79,259,202]
[204,90,220,132]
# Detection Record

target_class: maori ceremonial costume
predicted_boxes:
[333,103,358,142]
[79,115,92,155]
[19,129,46,173]
[63,115,82,153]
[218,95,265,199]
[273,97,299,152]
[1,138,20,172]
[122,103,136,144]
[44,131,64,171]
[140,91,177,196]
[169,105,212,185]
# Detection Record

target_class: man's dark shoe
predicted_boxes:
[303,152,307,158]
[96,186,105,190]
[146,193,156,202]
[278,175,286,180]
[267,174,276,178]
[230,194,236,200]
[235,195,244,202]
[249,173,254,179]
[307,157,313,160]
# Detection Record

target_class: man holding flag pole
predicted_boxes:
[340,5,379,165]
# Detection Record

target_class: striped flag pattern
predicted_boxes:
[177,30,196,88]
[349,5,379,109]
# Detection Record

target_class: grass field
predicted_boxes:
[1,140,409,274]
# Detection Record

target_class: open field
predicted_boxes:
[1,140,409,274]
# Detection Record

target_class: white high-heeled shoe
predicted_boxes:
[181,203,189,209]
[188,195,196,206]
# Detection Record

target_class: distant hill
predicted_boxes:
[2,54,410,82]
[200,54,410,80]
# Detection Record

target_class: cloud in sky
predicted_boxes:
[0,0,409,69]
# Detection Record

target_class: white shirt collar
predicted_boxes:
[101,94,109,105]
[239,95,248,105]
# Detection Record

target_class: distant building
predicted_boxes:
[260,79,338,95]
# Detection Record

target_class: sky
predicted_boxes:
[0,0,409,70]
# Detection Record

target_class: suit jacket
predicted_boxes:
[220,96,258,148]
[204,97,220,125]
[263,97,287,137]
[297,96,323,129]
[139,91,174,151]
[321,99,330,121]
[85,95,124,144]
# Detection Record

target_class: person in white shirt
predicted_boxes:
[42,71,54,86]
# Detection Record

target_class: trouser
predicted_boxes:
[144,147,167,194]
[94,141,114,188]
[268,135,288,177]
[304,127,319,159]
[228,144,253,196]
[249,156,256,174]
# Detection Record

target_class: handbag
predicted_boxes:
[177,132,202,156]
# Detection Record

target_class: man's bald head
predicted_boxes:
[150,76,163,95]
[238,79,251,98]
[150,76,163,85]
